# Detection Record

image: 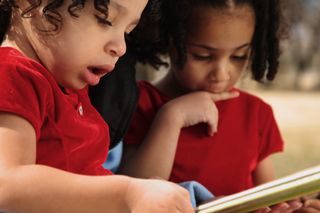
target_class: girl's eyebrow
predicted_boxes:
[187,43,251,51]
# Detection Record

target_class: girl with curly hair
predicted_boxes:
[0,0,195,212]
[121,0,306,211]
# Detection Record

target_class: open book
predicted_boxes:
[196,165,320,213]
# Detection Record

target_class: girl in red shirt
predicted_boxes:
[0,1,194,212]
[121,0,318,211]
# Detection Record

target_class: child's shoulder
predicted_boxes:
[0,47,56,98]
[0,47,51,81]
[137,80,162,96]
[1,47,30,66]
[136,80,168,106]
[137,80,155,89]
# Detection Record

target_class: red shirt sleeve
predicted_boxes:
[257,103,284,162]
[0,58,52,139]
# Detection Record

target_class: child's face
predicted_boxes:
[171,5,255,94]
[20,0,147,89]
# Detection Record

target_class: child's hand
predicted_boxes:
[294,195,320,213]
[162,91,239,136]
[253,199,303,213]
[125,178,194,213]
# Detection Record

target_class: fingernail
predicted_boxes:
[233,92,240,97]
[264,207,272,212]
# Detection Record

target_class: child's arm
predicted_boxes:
[253,158,304,212]
[253,157,275,185]
[0,113,194,213]
[119,91,239,180]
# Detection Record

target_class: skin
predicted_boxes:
[295,197,320,213]
[0,0,195,212]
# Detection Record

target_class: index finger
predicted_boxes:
[211,91,240,102]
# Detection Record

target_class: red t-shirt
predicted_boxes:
[125,81,284,195]
[0,47,112,175]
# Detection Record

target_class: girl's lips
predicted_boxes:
[206,81,228,93]
[84,64,115,86]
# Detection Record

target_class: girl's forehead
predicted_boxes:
[189,5,255,26]
[186,5,255,50]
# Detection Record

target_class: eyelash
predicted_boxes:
[95,15,113,27]
[232,55,248,61]
[192,54,212,61]
[192,54,248,61]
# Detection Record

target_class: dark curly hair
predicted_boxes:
[133,0,286,82]
[0,0,114,44]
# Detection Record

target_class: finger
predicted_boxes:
[286,200,303,210]
[183,203,195,213]
[207,125,215,136]
[211,91,240,102]
[175,205,183,212]
[149,176,165,180]
[177,189,194,213]
[269,202,290,212]
[207,110,218,136]
[207,118,218,136]
[253,207,271,213]
[303,199,320,209]
[294,207,320,213]
[180,201,194,213]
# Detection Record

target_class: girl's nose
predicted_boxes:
[104,34,127,57]
[210,60,230,81]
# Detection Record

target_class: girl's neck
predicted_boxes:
[154,69,187,99]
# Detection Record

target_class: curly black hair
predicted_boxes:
[133,0,286,82]
[0,0,115,44]
[0,0,162,48]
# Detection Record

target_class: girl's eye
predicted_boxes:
[232,55,248,61]
[95,15,113,27]
[192,54,212,61]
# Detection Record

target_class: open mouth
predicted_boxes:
[83,64,115,86]
[88,67,106,76]
[87,64,115,77]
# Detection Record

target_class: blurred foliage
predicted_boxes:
[276,0,320,90]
